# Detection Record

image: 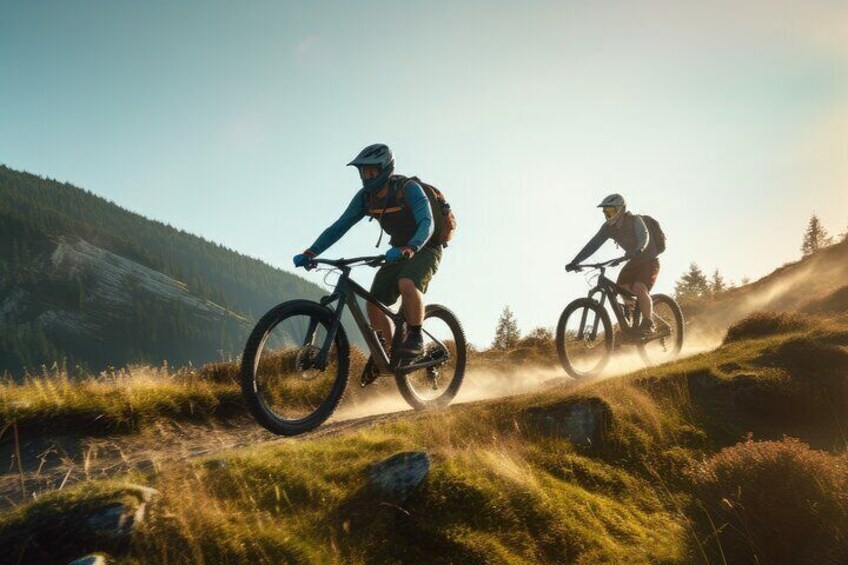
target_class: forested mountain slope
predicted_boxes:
[0,165,324,376]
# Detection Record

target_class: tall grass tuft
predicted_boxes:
[723,311,811,344]
[691,436,848,564]
[0,364,243,435]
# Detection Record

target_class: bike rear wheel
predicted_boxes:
[637,294,684,367]
[240,300,350,436]
[395,304,467,410]
[556,298,614,380]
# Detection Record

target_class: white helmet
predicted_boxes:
[347,143,395,192]
[597,193,626,209]
[598,193,626,222]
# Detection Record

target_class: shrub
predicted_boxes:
[723,311,811,344]
[691,437,848,564]
[517,327,554,352]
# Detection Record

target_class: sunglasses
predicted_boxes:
[602,206,619,219]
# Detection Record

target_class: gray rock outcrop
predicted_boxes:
[368,451,431,504]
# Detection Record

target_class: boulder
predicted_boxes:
[368,451,431,504]
[525,398,612,447]
[0,484,157,563]
[83,484,157,543]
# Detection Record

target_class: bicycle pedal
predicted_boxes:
[360,373,379,387]
[360,359,381,387]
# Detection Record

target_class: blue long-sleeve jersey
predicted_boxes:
[308,181,434,255]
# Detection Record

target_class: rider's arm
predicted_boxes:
[571,224,610,265]
[403,181,434,250]
[632,215,649,255]
[307,189,367,255]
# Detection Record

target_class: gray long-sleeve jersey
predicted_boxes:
[571,212,653,265]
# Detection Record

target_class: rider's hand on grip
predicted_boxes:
[565,263,581,273]
[293,249,317,269]
[387,246,414,262]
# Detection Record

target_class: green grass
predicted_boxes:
[2,311,847,563]
[0,364,244,435]
[0,344,557,437]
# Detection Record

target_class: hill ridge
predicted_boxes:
[0,164,324,375]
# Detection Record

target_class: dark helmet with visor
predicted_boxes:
[347,143,395,192]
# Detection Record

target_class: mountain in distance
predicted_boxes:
[0,164,327,377]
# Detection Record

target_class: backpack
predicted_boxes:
[640,215,666,255]
[395,176,457,247]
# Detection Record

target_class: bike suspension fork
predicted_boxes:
[303,318,320,347]
[588,293,606,341]
[313,293,343,370]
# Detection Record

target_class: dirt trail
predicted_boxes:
[0,364,573,510]
[0,345,717,511]
[0,410,415,511]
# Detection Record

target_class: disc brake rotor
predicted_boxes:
[582,334,599,348]
[426,366,440,389]
[294,345,322,380]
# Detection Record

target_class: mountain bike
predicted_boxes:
[240,254,466,436]
[557,257,684,379]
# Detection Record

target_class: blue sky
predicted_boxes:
[1,1,846,346]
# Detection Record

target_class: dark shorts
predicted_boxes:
[617,258,660,291]
[370,246,442,306]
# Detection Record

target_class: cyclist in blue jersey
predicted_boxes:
[293,144,441,361]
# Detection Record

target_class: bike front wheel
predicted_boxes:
[637,293,684,367]
[395,304,467,410]
[556,298,614,380]
[240,300,350,436]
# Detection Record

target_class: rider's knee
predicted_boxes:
[398,278,418,295]
[633,282,649,295]
[366,302,382,317]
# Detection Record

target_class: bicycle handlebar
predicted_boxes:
[568,256,628,272]
[308,255,387,270]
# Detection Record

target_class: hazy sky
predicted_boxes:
[1,1,846,346]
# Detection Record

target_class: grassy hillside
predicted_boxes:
[0,164,325,376]
[2,301,847,563]
[683,238,848,339]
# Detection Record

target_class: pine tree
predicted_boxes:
[492,306,521,350]
[801,214,833,256]
[674,263,710,302]
[709,269,726,295]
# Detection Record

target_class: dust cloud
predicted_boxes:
[334,242,848,423]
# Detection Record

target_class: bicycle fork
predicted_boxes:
[580,293,605,342]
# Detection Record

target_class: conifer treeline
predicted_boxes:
[0,165,324,376]
[674,213,846,309]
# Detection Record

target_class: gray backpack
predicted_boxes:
[641,215,666,254]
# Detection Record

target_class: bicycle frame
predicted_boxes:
[581,263,643,342]
[306,258,449,375]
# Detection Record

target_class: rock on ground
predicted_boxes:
[524,397,613,447]
[368,451,431,505]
